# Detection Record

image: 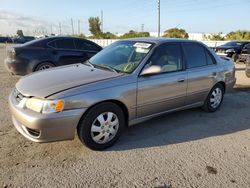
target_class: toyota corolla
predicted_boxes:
[9,38,236,150]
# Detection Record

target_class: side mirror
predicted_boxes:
[140,65,161,76]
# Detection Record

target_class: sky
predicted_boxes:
[0,0,250,36]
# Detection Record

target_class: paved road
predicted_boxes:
[0,45,249,188]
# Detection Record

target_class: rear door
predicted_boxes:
[74,39,102,62]
[182,43,218,105]
[137,43,187,118]
[48,38,81,65]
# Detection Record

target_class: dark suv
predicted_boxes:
[4,36,102,75]
[215,41,249,62]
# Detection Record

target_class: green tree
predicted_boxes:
[226,30,250,40]
[163,28,189,38]
[88,17,102,38]
[72,33,86,39]
[16,30,24,37]
[119,30,150,39]
[207,32,225,41]
[102,32,117,39]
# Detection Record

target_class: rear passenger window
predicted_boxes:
[206,50,216,65]
[75,39,100,51]
[183,43,206,68]
[48,41,57,48]
[149,43,183,73]
[55,39,75,50]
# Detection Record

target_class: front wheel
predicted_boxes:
[202,83,224,112]
[77,102,125,150]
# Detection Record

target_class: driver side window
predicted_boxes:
[149,43,183,73]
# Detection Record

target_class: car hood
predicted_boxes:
[16,64,123,98]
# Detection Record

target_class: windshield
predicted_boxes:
[223,41,243,46]
[88,41,153,73]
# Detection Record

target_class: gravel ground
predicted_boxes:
[0,44,250,188]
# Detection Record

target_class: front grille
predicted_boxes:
[26,127,41,137]
[13,88,24,103]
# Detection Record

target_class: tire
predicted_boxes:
[35,62,55,72]
[202,83,224,112]
[77,102,125,150]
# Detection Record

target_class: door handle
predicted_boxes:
[177,78,185,83]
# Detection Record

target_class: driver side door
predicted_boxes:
[136,43,187,118]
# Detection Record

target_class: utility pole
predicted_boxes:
[59,22,62,35]
[50,24,53,35]
[101,10,103,33]
[71,18,74,35]
[78,20,80,34]
[158,0,161,37]
[141,24,144,32]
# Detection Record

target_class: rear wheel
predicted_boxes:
[77,102,125,150]
[35,62,55,72]
[202,83,224,112]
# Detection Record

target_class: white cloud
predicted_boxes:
[0,10,71,36]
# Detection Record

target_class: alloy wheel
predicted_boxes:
[38,64,53,70]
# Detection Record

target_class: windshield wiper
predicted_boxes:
[94,64,119,73]
[83,60,94,68]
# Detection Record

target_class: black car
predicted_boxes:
[0,37,13,43]
[12,36,36,44]
[215,41,250,62]
[4,36,102,75]
[238,43,250,63]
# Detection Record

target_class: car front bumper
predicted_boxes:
[9,92,86,142]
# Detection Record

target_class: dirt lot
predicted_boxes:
[0,44,249,188]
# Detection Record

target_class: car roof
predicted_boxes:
[224,41,249,43]
[45,36,88,40]
[23,36,98,47]
[122,37,201,45]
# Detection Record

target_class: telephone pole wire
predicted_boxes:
[158,0,161,37]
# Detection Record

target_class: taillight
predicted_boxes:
[8,48,16,59]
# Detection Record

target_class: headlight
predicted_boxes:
[225,49,235,53]
[25,98,64,114]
